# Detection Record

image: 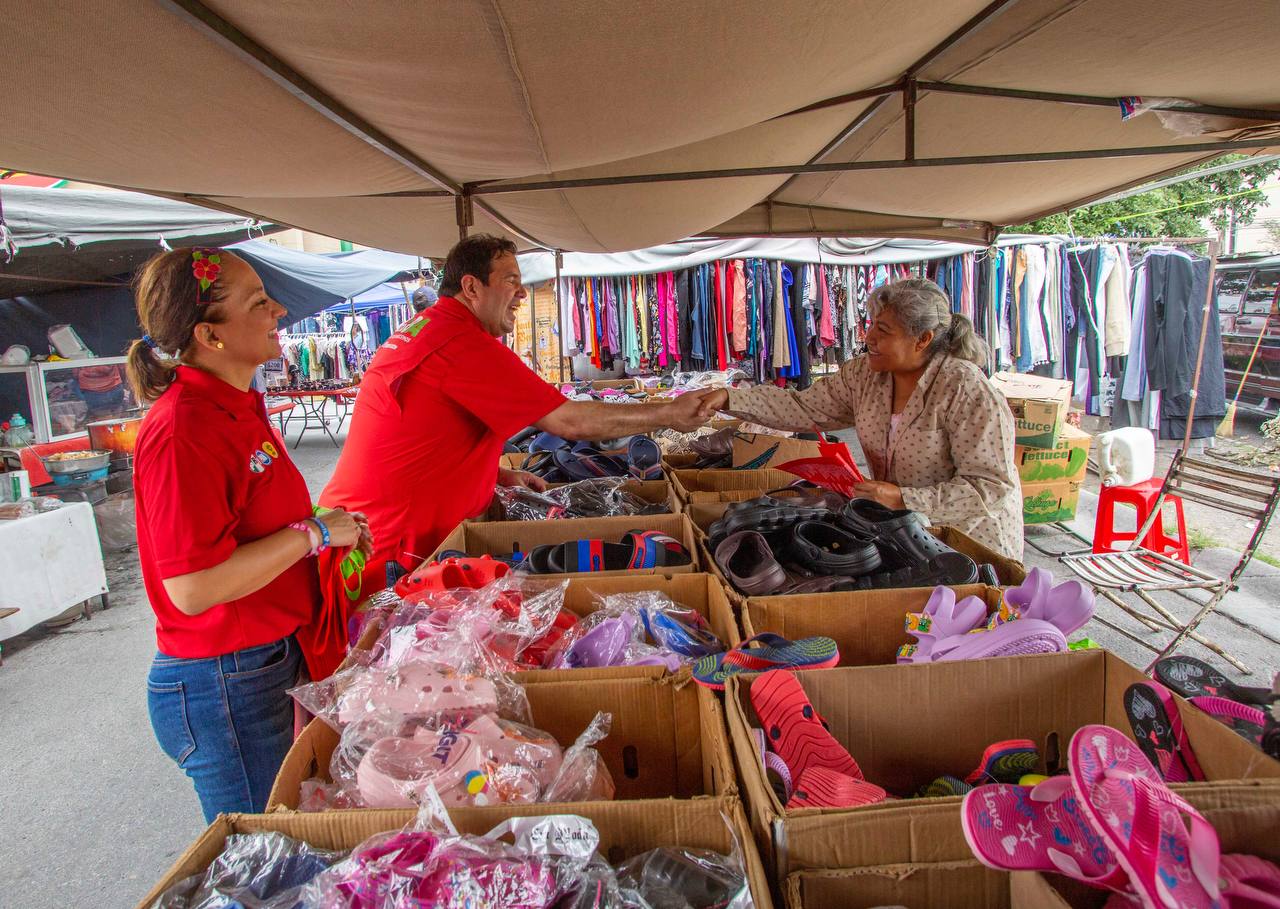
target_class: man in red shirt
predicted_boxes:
[321,234,709,585]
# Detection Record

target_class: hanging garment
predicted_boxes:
[774,263,793,372]
[791,262,811,386]
[818,264,836,350]
[1102,245,1133,358]
[731,260,748,356]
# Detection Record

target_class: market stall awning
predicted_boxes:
[2,1,1278,255]
[0,185,282,297]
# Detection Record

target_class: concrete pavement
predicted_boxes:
[1,424,1277,909]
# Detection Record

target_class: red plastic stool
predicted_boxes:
[1093,477,1190,564]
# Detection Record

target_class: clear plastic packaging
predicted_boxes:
[302,826,567,909]
[150,831,346,909]
[495,478,667,521]
[326,708,613,811]
[543,592,724,671]
[615,844,753,909]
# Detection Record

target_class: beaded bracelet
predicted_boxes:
[288,520,320,555]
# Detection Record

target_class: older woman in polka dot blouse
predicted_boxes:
[695,278,1022,560]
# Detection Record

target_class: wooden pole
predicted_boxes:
[555,250,567,383]
[1182,239,1220,453]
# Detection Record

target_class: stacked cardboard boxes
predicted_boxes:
[993,372,1092,524]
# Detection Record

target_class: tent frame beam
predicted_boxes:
[156,0,553,249]
[462,136,1280,196]
[777,80,1280,125]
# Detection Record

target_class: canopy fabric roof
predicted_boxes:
[0,185,279,297]
[3,1,1278,255]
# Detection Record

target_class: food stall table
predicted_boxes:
[0,502,109,655]
[270,387,358,448]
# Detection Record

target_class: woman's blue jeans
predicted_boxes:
[147,635,301,823]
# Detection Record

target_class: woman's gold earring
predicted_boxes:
[215,341,225,349]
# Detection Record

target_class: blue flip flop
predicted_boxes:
[627,436,663,480]
[692,633,840,689]
[551,447,629,480]
[641,608,723,658]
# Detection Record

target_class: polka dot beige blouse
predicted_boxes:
[725,354,1024,560]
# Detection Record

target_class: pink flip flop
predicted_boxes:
[961,780,1126,890]
[1123,681,1205,783]
[1069,724,1222,909]
[1220,853,1280,908]
[1189,695,1267,746]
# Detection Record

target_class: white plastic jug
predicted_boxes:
[1097,427,1155,487]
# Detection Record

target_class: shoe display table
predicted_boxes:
[0,502,109,647]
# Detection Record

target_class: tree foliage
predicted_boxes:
[1012,156,1280,239]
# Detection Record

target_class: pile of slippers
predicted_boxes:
[517,433,664,482]
[896,567,1095,663]
[518,530,692,574]
[495,479,669,521]
[712,491,1000,595]
[1128,654,1280,770]
[962,723,1280,908]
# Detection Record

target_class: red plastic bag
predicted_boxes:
[776,439,865,497]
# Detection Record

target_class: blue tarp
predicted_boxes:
[228,240,407,325]
[321,281,413,314]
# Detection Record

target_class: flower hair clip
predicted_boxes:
[191,249,222,304]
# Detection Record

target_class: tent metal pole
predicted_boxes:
[455,195,472,241]
[528,279,537,377]
[767,0,1019,200]
[917,82,1280,122]
[1182,240,1220,454]
[466,136,1280,195]
[903,80,918,161]
[555,251,567,383]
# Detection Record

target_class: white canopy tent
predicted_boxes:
[2,1,1278,256]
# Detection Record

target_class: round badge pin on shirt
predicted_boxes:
[248,456,264,474]
[262,441,279,459]
[254,449,273,467]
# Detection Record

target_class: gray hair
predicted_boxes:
[869,277,988,368]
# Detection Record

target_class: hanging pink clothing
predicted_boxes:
[731,260,748,356]
[663,272,680,365]
[818,265,836,348]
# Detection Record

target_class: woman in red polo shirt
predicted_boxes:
[127,247,370,822]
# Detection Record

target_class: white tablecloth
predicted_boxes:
[0,502,109,641]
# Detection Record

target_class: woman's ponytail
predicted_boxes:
[946,312,989,369]
[127,247,229,401]
[126,337,177,403]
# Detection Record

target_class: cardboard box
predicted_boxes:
[134,797,774,909]
[478,479,677,521]
[269,672,736,811]
[743,585,1001,667]
[732,433,826,469]
[589,377,642,391]
[992,372,1073,449]
[671,468,796,505]
[1015,423,1091,484]
[1021,478,1084,525]
[724,650,1280,879]
[429,514,700,579]
[1010,802,1280,908]
[786,860,1006,909]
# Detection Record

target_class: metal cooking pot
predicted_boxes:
[42,449,112,474]
[87,416,143,458]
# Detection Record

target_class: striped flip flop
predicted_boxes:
[691,634,839,690]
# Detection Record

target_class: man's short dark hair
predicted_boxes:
[437,234,518,297]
